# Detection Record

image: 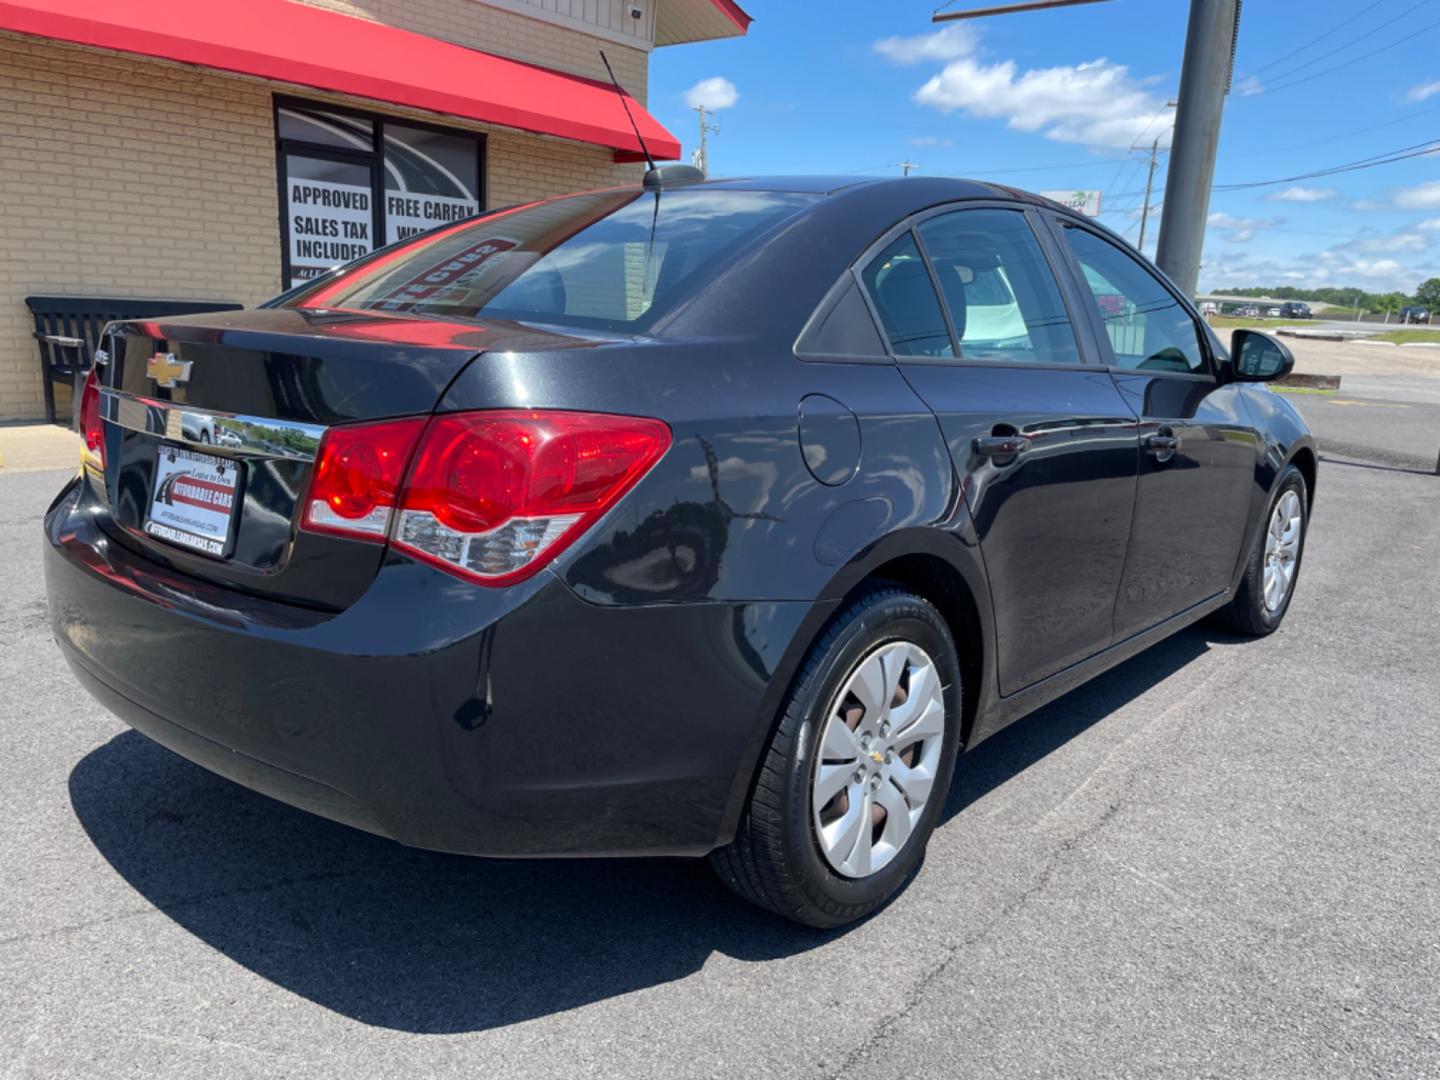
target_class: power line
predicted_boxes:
[1250,0,1424,84]
[1245,0,1389,77]
[1257,12,1440,96]
[1269,100,1440,153]
[1213,138,1440,191]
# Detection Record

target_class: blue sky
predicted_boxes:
[649,0,1440,295]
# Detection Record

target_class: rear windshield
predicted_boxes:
[282,188,816,332]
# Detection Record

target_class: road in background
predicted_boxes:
[3,459,1438,1079]
[1250,333,1440,473]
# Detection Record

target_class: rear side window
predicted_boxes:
[860,233,956,359]
[1062,226,1206,374]
[916,209,1080,365]
[282,189,816,331]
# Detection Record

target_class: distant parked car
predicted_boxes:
[1399,306,1431,324]
[1278,302,1311,319]
[1239,305,1261,318]
[1200,301,1220,317]
[1266,307,1282,318]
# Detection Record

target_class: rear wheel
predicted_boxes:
[1215,463,1308,636]
[710,587,961,928]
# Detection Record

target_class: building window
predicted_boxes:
[275,97,485,289]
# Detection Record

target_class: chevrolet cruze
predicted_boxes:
[45,173,1315,927]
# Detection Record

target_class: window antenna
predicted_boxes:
[599,50,656,176]
[600,50,704,190]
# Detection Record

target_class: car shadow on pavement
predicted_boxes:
[69,625,1219,1034]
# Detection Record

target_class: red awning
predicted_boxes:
[0,0,681,160]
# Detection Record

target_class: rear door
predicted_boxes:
[1047,218,1258,637]
[860,205,1141,696]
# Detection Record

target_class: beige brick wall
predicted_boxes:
[294,0,649,101]
[0,9,646,421]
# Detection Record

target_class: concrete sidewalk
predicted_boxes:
[0,422,80,473]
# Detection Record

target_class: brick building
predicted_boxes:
[0,0,750,420]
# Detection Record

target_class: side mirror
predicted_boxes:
[1230,329,1294,382]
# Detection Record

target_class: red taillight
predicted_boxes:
[300,417,427,540]
[393,411,671,585]
[298,410,671,586]
[79,366,104,468]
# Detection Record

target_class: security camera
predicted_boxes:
[628,5,642,18]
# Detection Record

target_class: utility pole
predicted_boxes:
[1137,136,1162,255]
[895,159,920,177]
[693,104,720,177]
[1154,0,1240,298]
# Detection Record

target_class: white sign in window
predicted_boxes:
[277,99,484,290]
[285,157,374,285]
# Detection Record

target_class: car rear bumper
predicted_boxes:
[45,477,821,857]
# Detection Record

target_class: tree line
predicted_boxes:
[1212,279,1440,312]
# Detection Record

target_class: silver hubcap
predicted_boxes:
[1263,489,1303,613]
[810,641,946,878]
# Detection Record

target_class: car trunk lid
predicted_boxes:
[92,307,597,609]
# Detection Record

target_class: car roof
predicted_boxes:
[664,174,1043,203]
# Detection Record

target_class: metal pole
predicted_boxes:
[695,105,709,177]
[933,0,1110,20]
[1137,136,1161,254]
[1155,0,1239,299]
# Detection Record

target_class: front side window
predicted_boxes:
[860,233,955,359]
[916,209,1080,365]
[1062,227,1206,374]
[283,189,816,331]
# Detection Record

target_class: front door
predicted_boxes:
[860,207,1140,696]
[1051,221,1258,638]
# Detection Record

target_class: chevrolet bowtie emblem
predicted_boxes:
[146,352,192,388]
[869,750,885,764]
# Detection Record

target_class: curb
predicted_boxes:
[1278,329,1347,342]
[1277,372,1342,391]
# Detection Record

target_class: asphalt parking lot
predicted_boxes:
[3,450,1438,1078]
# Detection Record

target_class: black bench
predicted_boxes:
[25,296,243,425]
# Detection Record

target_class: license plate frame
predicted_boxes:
[143,443,242,559]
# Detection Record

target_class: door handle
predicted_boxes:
[1144,433,1179,456]
[973,434,1032,457]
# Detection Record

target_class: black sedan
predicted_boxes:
[45,173,1315,928]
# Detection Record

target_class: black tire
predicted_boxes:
[1213,463,1309,636]
[710,586,962,928]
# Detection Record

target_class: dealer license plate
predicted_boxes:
[144,445,241,557]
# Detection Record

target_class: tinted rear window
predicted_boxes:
[282,188,816,331]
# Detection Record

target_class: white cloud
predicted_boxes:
[1338,257,1408,280]
[1395,181,1440,209]
[1419,218,1440,231]
[1404,79,1440,103]
[1357,231,1430,253]
[683,77,739,111]
[1235,75,1264,97]
[1208,211,1283,244]
[874,25,979,66]
[1267,186,1339,203]
[910,55,1175,151]
[909,136,955,148]
[1199,251,1432,294]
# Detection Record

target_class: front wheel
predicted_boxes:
[1215,463,1309,636]
[710,587,962,928]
